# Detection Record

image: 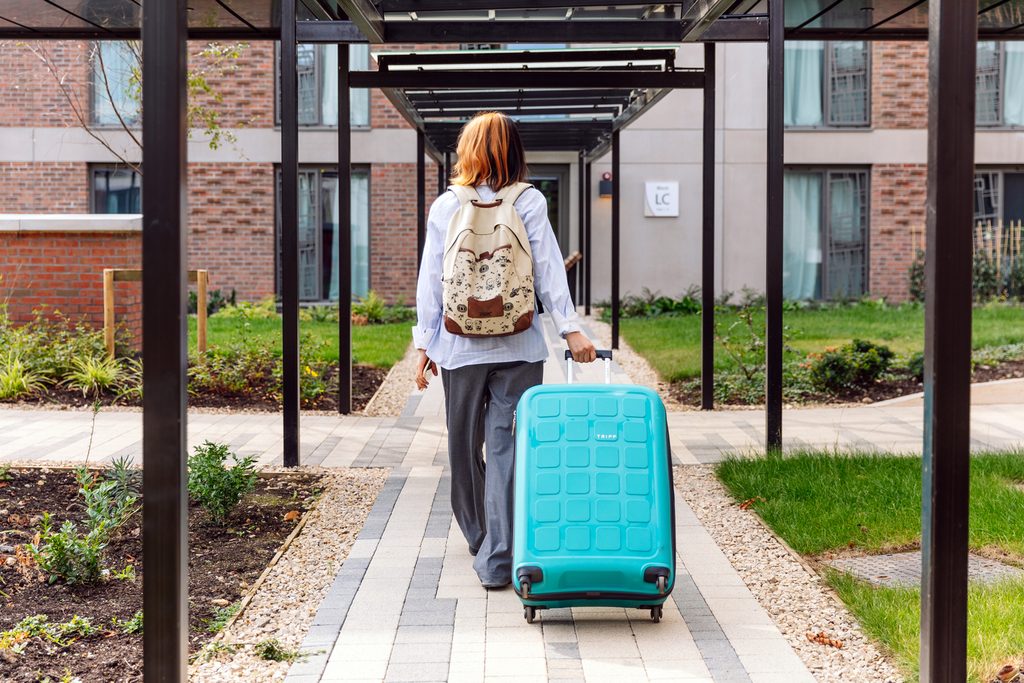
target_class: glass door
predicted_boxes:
[529,164,571,256]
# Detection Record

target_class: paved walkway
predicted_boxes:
[4,319,1024,682]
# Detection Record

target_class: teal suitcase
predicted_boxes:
[512,350,675,624]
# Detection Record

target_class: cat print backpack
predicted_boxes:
[442,182,536,337]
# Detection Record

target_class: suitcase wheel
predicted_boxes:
[650,606,663,623]
[656,575,668,595]
[524,606,537,624]
[520,580,531,599]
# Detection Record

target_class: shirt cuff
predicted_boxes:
[556,314,582,339]
[412,325,437,350]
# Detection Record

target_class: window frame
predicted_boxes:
[974,167,1024,223]
[88,164,143,214]
[274,164,372,303]
[784,41,872,131]
[274,43,372,130]
[784,165,872,300]
[975,42,1024,130]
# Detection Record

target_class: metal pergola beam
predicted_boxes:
[281,0,301,467]
[611,129,621,350]
[295,19,370,42]
[380,0,666,10]
[337,0,386,42]
[376,48,678,69]
[680,0,742,41]
[920,0,977,679]
[141,0,188,679]
[385,19,687,42]
[701,41,716,412]
[350,70,703,89]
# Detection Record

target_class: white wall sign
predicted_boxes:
[644,181,679,217]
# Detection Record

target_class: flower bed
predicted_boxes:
[0,463,322,682]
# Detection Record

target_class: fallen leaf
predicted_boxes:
[283,510,301,522]
[210,598,231,607]
[739,497,766,511]
[806,631,843,649]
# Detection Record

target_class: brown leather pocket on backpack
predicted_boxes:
[467,296,504,318]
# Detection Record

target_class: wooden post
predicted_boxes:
[197,270,208,355]
[103,268,116,358]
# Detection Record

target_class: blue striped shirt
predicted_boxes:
[412,185,581,370]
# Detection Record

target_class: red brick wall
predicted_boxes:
[0,231,142,343]
[872,42,929,130]
[370,163,419,302]
[0,41,90,127]
[870,164,927,301]
[0,163,90,212]
[188,163,276,300]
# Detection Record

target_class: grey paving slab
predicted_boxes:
[830,550,1024,587]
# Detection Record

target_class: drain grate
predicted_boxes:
[828,551,1024,588]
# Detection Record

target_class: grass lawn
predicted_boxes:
[716,450,1024,681]
[187,315,410,369]
[622,303,1024,382]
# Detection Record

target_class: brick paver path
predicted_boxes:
[5,318,1024,681]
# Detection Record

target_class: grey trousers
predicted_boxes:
[441,360,544,584]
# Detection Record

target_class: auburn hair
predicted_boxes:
[450,112,528,189]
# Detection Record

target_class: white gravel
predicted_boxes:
[362,341,417,417]
[189,466,388,682]
[676,465,904,683]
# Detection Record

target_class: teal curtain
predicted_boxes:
[1005,42,1024,126]
[327,172,370,301]
[784,42,824,127]
[783,172,823,300]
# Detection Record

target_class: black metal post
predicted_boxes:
[141,0,188,678]
[765,0,784,451]
[585,160,592,316]
[920,1,976,679]
[702,42,717,411]
[444,151,452,186]
[281,0,300,466]
[611,130,620,350]
[338,45,352,415]
[437,159,446,195]
[578,150,585,308]
[417,129,426,267]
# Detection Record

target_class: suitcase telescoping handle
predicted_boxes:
[565,349,613,385]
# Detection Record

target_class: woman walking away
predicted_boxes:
[412,112,597,589]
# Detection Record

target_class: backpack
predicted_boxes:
[442,182,536,337]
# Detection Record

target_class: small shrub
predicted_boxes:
[905,351,925,382]
[204,601,241,634]
[76,474,138,536]
[973,252,1001,302]
[29,513,107,585]
[1,614,97,655]
[105,455,142,507]
[63,355,122,397]
[353,290,387,323]
[189,288,236,316]
[115,357,143,403]
[0,352,46,399]
[214,297,278,320]
[809,339,895,392]
[188,441,258,523]
[112,610,144,635]
[254,638,301,662]
[908,249,926,302]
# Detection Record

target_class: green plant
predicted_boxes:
[188,441,258,524]
[204,601,242,634]
[254,638,301,662]
[1,614,97,655]
[112,610,144,635]
[64,354,122,397]
[28,514,107,585]
[905,351,925,382]
[76,467,139,536]
[809,339,894,392]
[0,463,11,481]
[973,252,1001,302]
[714,301,765,381]
[112,563,136,582]
[189,288,236,316]
[213,297,278,320]
[353,290,387,323]
[115,357,144,403]
[105,455,142,507]
[0,352,46,399]
[908,248,926,303]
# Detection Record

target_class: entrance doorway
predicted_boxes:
[530,164,571,256]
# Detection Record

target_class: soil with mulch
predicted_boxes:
[0,467,322,683]
[669,358,1024,408]
[3,364,388,413]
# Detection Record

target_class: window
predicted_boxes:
[784,41,869,128]
[278,44,370,127]
[276,167,370,301]
[974,170,1024,225]
[91,166,141,213]
[976,42,1024,127]
[92,41,141,127]
[784,169,869,300]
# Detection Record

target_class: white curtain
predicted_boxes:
[784,172,823,300]
[328,172,370,301]
[1005,42,1024,127]
[784,42,824,127]
[94,42,140,126]
[319,45,370,127]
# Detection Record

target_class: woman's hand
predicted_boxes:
[566,332,597,363]
[415,349,437,391]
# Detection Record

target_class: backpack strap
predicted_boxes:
[449,185,480,206]
[495,182,533,205]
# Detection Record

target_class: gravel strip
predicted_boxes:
[676,465,904,683]
[189,467,389,682]
[583,314,694,411]
[362,341,417,417]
